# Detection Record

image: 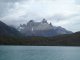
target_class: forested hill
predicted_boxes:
[0,32,80,46]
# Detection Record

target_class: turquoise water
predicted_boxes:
[0,46,80,60]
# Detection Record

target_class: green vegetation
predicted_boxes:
[0,32,80,46]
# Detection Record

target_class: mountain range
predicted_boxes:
[18,19,72,37]
[0,20,80,46]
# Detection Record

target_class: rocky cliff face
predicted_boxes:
[18,19,72,37]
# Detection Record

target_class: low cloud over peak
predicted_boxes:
[0,0,80,32]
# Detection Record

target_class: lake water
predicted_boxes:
[0,46,80,60]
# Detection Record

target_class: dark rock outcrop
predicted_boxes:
[0,21,22,37]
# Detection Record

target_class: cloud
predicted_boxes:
[1,0,76,20]
[75,0,80,5]
[52,14,80,32]
[0,0,80,32]
[0,0,25,2]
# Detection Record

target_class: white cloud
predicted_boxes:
[0,0,80,32]
[2,0,76,18]
[53,15,80,32]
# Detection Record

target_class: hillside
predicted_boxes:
[0,21,22,37]
[0,32,80,46]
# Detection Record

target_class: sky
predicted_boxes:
[0,0,80,32]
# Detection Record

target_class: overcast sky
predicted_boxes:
[0,0,80,32]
